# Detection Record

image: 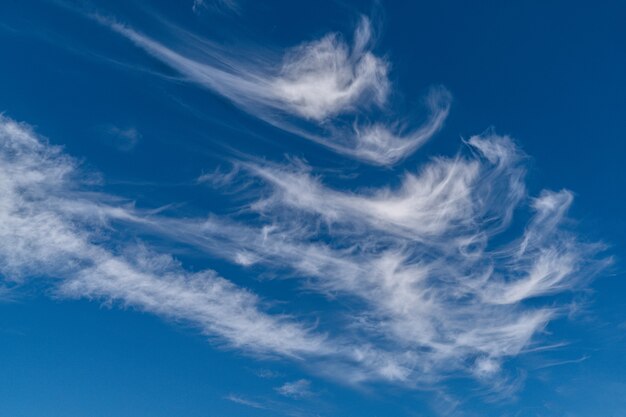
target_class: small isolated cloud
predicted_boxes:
[196,165,240,188]
[276,379,313,399]
[226,393,267,409]
[98,125,141,151]
[254,368,283,379]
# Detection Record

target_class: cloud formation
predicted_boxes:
[0,6,609,399]
[126,133,606,385]
[0,115,326,358]
[0,107,606,392]
[97,15,450,165]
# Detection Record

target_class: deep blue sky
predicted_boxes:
[1,1,625,416]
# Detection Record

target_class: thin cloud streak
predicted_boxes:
[95,14,450,166]
[0,115,328,358]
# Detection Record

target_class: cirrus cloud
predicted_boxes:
[95,14,450,166]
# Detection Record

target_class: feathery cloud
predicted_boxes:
[119,133,607,385]
[0,111,607,391]
[0,115,327,358]
[96,15,450,165]
[1,5,609,398]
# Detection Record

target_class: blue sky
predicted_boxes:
[1,1,625,416]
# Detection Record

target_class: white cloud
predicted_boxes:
[1,8,609,397]
[246,132,524,242]
[271,16,388,120]
[275,379,313,399]
[61,250,328,357]
[192,0,239,14]
[128,133,606,386]
[94,14,449,165]
[101,15,386,121]
[225,394,267,409]
[349,86,451,165]
[0,106,608,394]
[0,115,327,358]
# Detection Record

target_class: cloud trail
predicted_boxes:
[96,14,450,165]
[0,115,327,358]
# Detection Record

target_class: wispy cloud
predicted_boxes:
[93,14,450,165]
[226,393,267,409]
[0,115,327,358]
[192,0,239,14]
[534,355,589,370]
[226,392,321,417]
[1,4,610,402]
[276,379,313,399]
[133,133,607,386]
[98,125,141,151]
[5,111,605,390]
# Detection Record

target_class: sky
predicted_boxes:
[0,1,625,416]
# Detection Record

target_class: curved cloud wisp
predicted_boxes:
[98,15,450,166]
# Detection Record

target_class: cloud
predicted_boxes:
[349,86,451,165]
[192,0,239,14]
[126,133,607,386]
[60,249,328,357]
[225,394,267,409]
[226,392,320,417]
[270,16,389,120]
[0,114,458,385]
[98,125,140,151]
[3,111,597,387]
[246,133,525,242]
[0,114,327,358]
[254,368,283,379]
[100,15,386,121]
[276,379,313,399]
[94,14,450,165]
[1,7,609,400]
